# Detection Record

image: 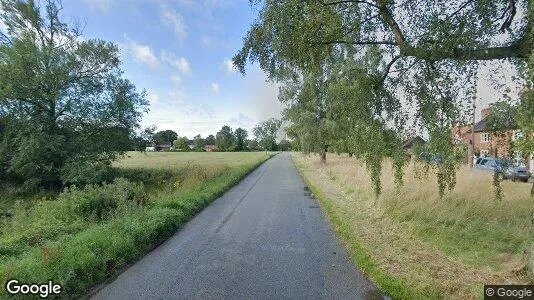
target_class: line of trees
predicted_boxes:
[133,118,292,152]
[233,0,534,197]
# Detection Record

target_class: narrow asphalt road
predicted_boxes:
[93,153,380,299]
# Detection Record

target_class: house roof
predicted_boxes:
[473,118,487,133]
[474,117,517,133]
[403,136,426,149]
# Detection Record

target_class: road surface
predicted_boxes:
[93,153,380,299]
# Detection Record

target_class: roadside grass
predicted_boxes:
[0,152,273,297]
[293,153,532,299]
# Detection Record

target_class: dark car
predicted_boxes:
[474,157,531,182]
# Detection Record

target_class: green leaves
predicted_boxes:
[0,0,147,187]
[253,118,281,151]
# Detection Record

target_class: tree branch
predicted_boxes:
[377,55,401,85]
[373,0,532,61]
[322,0,380,9]
[312,40,397,46]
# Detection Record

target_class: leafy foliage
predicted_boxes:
[192,134,206,151]
[216,125,236,151]
[235,0,534,196]
[153,130,178,146]
[0,0,147,187]
[253,118,281,151]
[173,137,190,151]
[234,127,248,151]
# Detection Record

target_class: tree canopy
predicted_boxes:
[216,125,236,151]
[235,0,534,196]
[234,127,248,151]
[253,118,281,151]
[193,134,206,151]
[0,0,147,187]
[153,130,178,145]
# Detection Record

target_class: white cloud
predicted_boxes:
[83,0,113,12]
[171,75,182,85]
[211,83,220,93]
[162,10,188,41]
[229,113,255,129]
[167,90,185,104]
[147,90,160,104]
[161,51,191,75]
[186,104,216,118]
[127,39,159,69]
[222,58,237,74]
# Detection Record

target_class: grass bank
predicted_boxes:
[292,153,532,299]
[0,152,273,298]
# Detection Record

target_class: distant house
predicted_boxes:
[155,144,172,152]
[403,136,426,153]
[145,146,156,152]
[452,105,520,158]
[204,144,217,152]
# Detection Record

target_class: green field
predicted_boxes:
[0,151,273,297]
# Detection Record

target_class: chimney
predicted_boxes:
[481,107,492,119]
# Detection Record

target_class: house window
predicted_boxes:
[480,150,490,157]
[512,130,524,141]
[481,133,491,143]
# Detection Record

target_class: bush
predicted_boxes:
[0,208,183,297]
[0,178,147,259]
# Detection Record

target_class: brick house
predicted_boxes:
[453,105,532,168]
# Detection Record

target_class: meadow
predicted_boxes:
[293,153,533,299]
[0,151,272,297]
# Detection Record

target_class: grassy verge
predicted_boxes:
[0,152,273,298]
[292,153,532,299]
[293,158,433,299]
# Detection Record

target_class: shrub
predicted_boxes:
[0,178,147,258]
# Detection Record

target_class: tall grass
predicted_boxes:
[0,152,272,297]
[293,153,532,299]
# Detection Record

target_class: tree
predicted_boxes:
[216,125,235,151]
[253,118,281,151]
[234,128,248,151]
[0,0,147,187]
[205,134,216,145]
[193,134,206,151]
[130,125,156,151]
[234,0,534,196]
[278,139,292,151]
[153,130,178,145]
[173,137,190,151]
[516,51,534,196]
[247,139,261,151]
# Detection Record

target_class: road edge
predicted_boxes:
[83,152,278,299]
[290,153,427,300]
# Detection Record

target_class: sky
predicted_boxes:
[61,0,282,138]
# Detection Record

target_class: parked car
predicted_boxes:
[474,157,531,182]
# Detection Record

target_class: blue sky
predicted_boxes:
[63,0,282,138]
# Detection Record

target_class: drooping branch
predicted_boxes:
[373,0,532,61]
[377,55,401,85]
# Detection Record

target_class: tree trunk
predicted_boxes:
[320,151,326,163]
[320,145,327,163]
